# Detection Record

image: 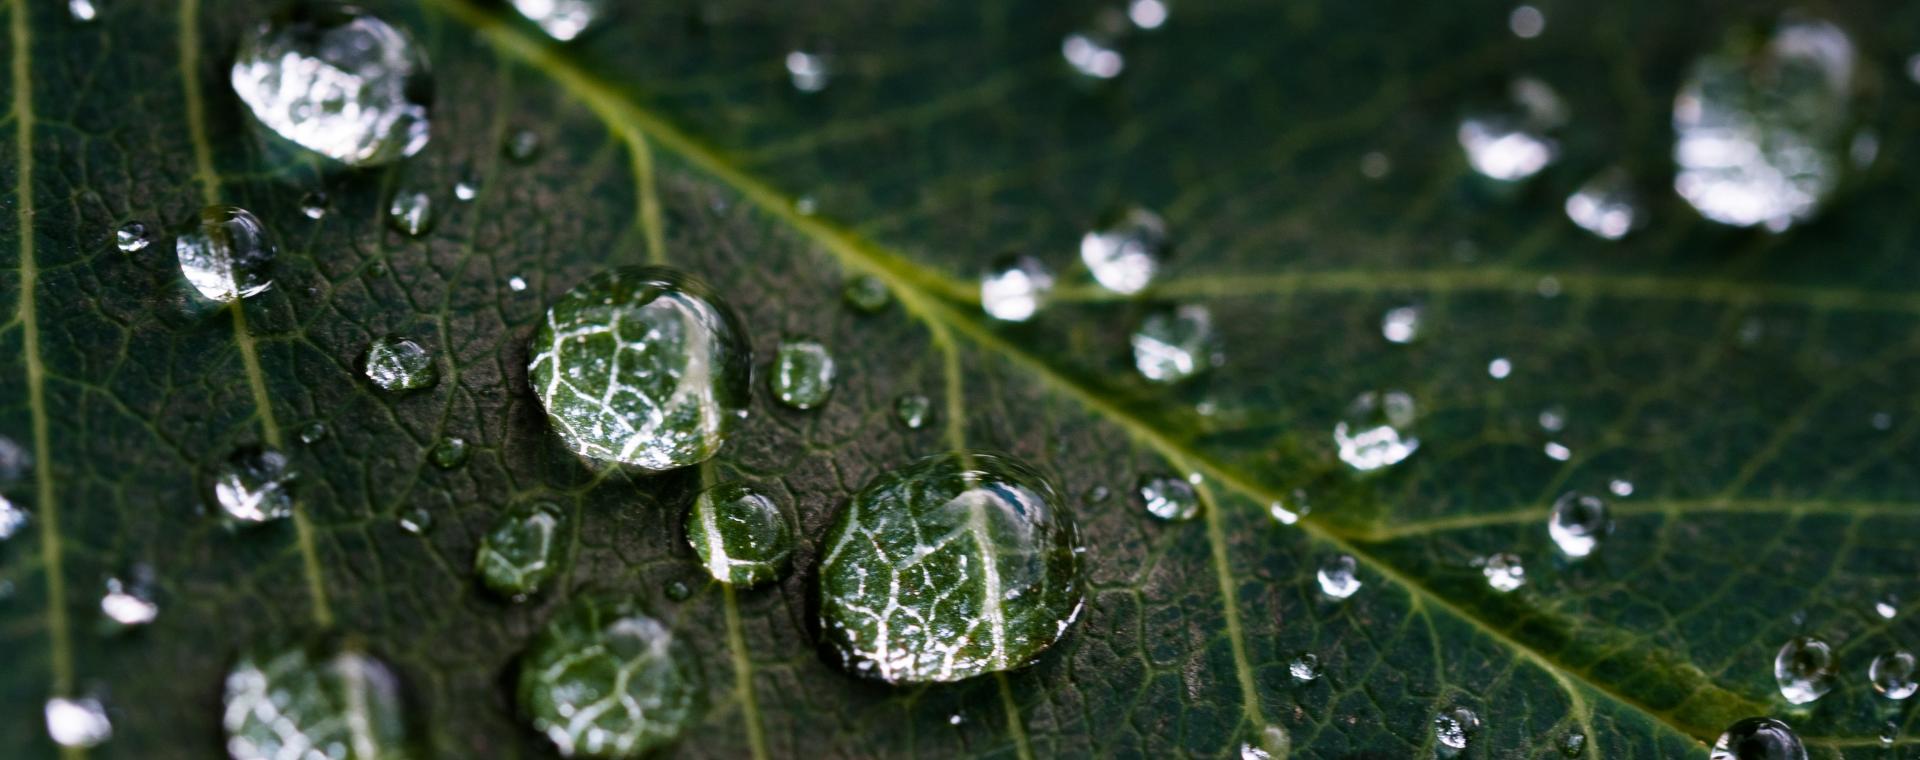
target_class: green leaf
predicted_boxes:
[4,0,1919,757]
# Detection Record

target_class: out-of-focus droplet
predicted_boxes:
[1711,717,1806,760]
[1479,553,1525,592]
[1488,357,1512,379]
[508,275,528,292]
[895,394,932,430]
[770,338,836,410]
[231,6,431,166]
[398,506,434,535]
[1548,491,1609,559]
[297,422,329,445]
[0,494,28,541]
[454,181,477,202]
[386,191,435,237]
[475,501,568,600]
[115,221,151,252]
[843,274,891,313]
[1876,594,1898,619]
[1565,168,1642,240]
[1360,150,1392,179]
[45,697,111,748]
[1132,305,1217,383]
[505,128,543,163]
[1608,478,1634,497]
[981,254,1053,322]
[1334,390,1419,472]
[1318,554,1361,600]
[1137,473,1200,521]
[100,565,158,628]
[429,436,469,469]
[1381,305,1422,344]
[1773,636,1836,705]
[1063,10,1128,80]
[68,0,96,22]
[1268,488,1309,525]
[1128,0,1167,30]
[1871,651,1917,700]
[510,0,604,42]
[1509,5,1544,38]
[786,50,831,93]
[1080,207,1166,295]
[1544,441,1572,461]
[1458,78,1565,181]
[212,446,295,523]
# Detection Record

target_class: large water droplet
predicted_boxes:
[518,596,700,758]
[212,446,295,523]
[981,254,1053,322]
[529,267,752,471]
[362,336,437,392]
[1773,636,1835,705]
[397,506,434,535]
[1137,472,1200,521]
[231,6,430,166]
[1317,554,1361,600]
[1548,491,1610,559]
[786,50,831,93]
[100,564,158,628]
[45,696,110,748]
[1132,304,1217,383]
[1080,207,1166,295]
[1871,650,1917,700]
[687,482,795,588]
[770,338,836,410]
[1478,553,1525,593]
[1673,18,1854,231]
[224,643,410,760]
[895,394,932,430]
[475,501,568,600]
[115,221,151,252]
[1458,78,1565,181]
[1564,168,1642,240]
[818,451,1086,683]
[386,190,435,237]
[1711,717,1806,760]
[177,205,276,303]
[1333,390,1419,472]
[511,0,604,41]
[1433,706,1479,752]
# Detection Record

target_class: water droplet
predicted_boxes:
[843,274,891,313]
[224,643,410,760]
[68,0,96,22]
[508,275,529,292]
[427,436,469,469]
[1509,5,1544,38]
[1608,478,1634,497]
[663,579,692,601]
[510,0,604,41]
[1240,725,1290,760]
[1537,405,1566,432]
[1062,16,1126,80]
[687,482,795,587]
[1458,78,1564,181]
[1548,491,1609,559]
[1479,553,1526,592]
[1536,275,1563,298]
[397,506,435,535]
[1544,441,1572,461]
[100,564,158,628]
[1268,488,1309,525]
[212,446,295,523]
[453,180,477,202]
[1132,304,1217,383]
[1711,717,1806,760]
[1433,706,1479,752]
[45,697,110,748]
[981,254,1053,322]
[1559,731,1587,757]
[529,267,752,471]
[1871,411,1894,431]
[895,394,932,430]
[475,501,567,600]
[794,195,818,216]
[1876,594,1898,619]
[519,596,700,757]
[1360,150,1392,179]
[1381,305,1422,344]
[1288,652,1321,682]
[177,205,276,303]
[362,336,437,392]
[1137,473,1200,521]
[786,50,831,93]
[1674,18,1854,231]
[1128,0,1168,29]
[504,128,543,162]
[1884,721,1900,747]
[949,713,964,726]
[386,191,435,237]
[231,6,430,166]
[0,435,27,483]
[818,451,1086,683]
[1080,207,1166,295]
[1086,485,1111,503]
[115,221,150,252]
[1871,650,1917,700]
[1565,168,1642,240]
[0,494,28,540]
[770,338,836,410]
[1317,554,1361,600]
[1773,636,1836,704]
[296,422,329,445]
[1334,390,1419,472]
[298,191,328,220]
[1487,357,1512,379]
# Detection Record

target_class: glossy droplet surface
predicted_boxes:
[981,254,1053,322]
[511,0,604,42]
[1133,305,1217,383]
[1333,390,1418,472]
[770,338,836,410]
[1548,491,1610,559]
[67,0,95,22]
[397,507,434,535]
[1433,707,1479,752]
[786,50,831,93]
[686,482,794,587]
[529,267,752,471]
[1674,19,1854,231]
[1565,168,1641,240]
[475,501,568,599]
[1479,553,1525,592]
[895,394,932,430]
[362,336,436,392]
[45,697,111,748]
[231,6,430,166]
[518,596,699,758]
[1773,636,1835,704]
[843,275,890,313]
[299,191,328,220]
[1458,78,1565,181]
[115,221,150,252]
[386,191,434,237]
[429,436,469,469]
[212,446,295,523]
[1317,554,1361,600]
[1137,473,1199,521]
[298,422,329,445]
[1381,305,1421,344]
[1080,207,1166,295]
[177,206,276,303]
[1711,717,1806,760]
[1288,652,1320,682]
[100,565,158,628]
[223,643,410,760]
[1871,650,1918,699]
[818,451,1086,684]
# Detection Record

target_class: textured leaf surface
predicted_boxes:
[5,0,1920,757]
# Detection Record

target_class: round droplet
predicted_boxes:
[518,596,699,758]
[1239,724,1290,760]
[529,267,753,471]
[1871,650,1917,700]
[1711,717,1806,760]
[453,180,477,202]
[1674,19,1854,231]
[843,275,890,313]
[981,254,1053,322]
[1433,707,1479,752]
[1773,636,1836,705]
[686,481,795,587]
[1876,594,1899,619]
[1317,554,1361,600]
[0,494,29,540]
[1883,721,1899,747]
[1132,305,1218,384]
[115,221,151,252]
[475,501,568,600]
[1608,478,1635,497]
[895,394,932,430]
[99,565,158,628]
[429,436,469,469]
[212,446,295,523]
[1137,473,1199,521]
[1488,357,1513,379]
[397,507,434,535]
[1564,167,1641,240]
[1480,553,1526,593]
[510,0,604,41]
[1381,305,1422,344]
[297,421,329,445]
[224,643,410,760]
[1062,12,1127,80]
[1268,488,1310,525]
[230,6,430,166]
[1458,78,1564,181]
[1548,491,1610,559]
[504,128,543,162]
[44,697,110,748]
[0,436,26,484]
[1080,207,1166,295]
[1509,5,1544,38]
[177,205,276,303]
[818,451,1086,684]
[770,338,836,410]
[663,579,692,601]
[298,191,328,220]
[1288,652,1320,682]
[67,0,96,22]
[786,50,831,93]
[386,191,434,237]
[1559,731,1587,757]
[1333,390,1419,472]
[362,336,437,392]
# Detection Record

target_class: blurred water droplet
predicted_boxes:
[297,422,329,445]
[1128,0,1168,30]
[793,195,818,216]
[475,501,568,599]
[1536,275,1563,298]
[453,181,477,202]
[1548,491,1609,559]
[1240,725,1290,760]
[1674,18,1854,231]
[0,435,26,483]
[177,205,276,303]
[1288,652,1320,682]
[1872,651,1917,699]
[1871,411,1894,431]
[1559,731,1586,757]
[1508,5,1544,38]
[1318,554,1361,600]
[1774,636,1836,704]
[362,336,437,392]
[1381,305,1422,344]
[1565,168,1642,240]
[1334,390,1419,472]
[510,0,602,41]
[1849,130,1878,169]
[1538,405,1566,432]
[398,506,434,535]
[1081,207,1166,295]
[68,0,96,22]
[1360,150,1392,179]
[1877,594,1898,619]
[386,191,435,237]
[212,446,295,523]
[517,597,699,757]
[429,436,469,469]
[1909,53,1920,85]
[1487,357,1512,379]
[115,221,150,252]
[507,275,528,292]
[100,565,158,628]
[771,338,836,410]
[949,714,964,726]
[786,50,831,93]
[231,6,430,166]
[0,494,28,541]
[1063,11,1128,80]
[1137,473,1199,521]
[505,128,543,162]
[843,274,891,313]
[687,481,795,587]
[981,254,1053,322]
[1479,553,1526,592]
[224,643,410,759]
[1711,717,1805,760]
[1608,478,1634,497]
[1544,441,1572,461]
[1086,485,1111,503]
[1458,78,1564,181]
[1883,721,1899,747]
[1268,488,1309,525]
[45,697,110,748]
[1132,305,1217,383]
[664,579,692,601]
[895,394,932,430]
[1433,707,1478,752]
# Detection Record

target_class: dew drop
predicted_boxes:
[1137,473,1200,521]
[786,50,831,93]
[475,501,568,600]
[362,336,437,392]
[1132,305,1217,383]
[895,394,932,430]
[1564,167,1642,240]
[1458,78,1564,181]
[511,0,603,41]
[686,481,795,587]
[1479,553,1526,592]
[1548,491,1609,559]
[1538,405,1567,432]
[45,696,110,749]
[1240,724,1290,760]
[1877,595,1899,619]
[771,338,836,410]
[1334,390,1419,472]
[1608,478,1634,497]
[508,275,528,292]
[224,643,411,760]
[298,191,328,220]
[1433,706,1479,752]
[1288,652,1321,682]
[1871,650,1917,700]
[1062,19,1126,80]
[518,596,699,757]
[177,205,276,303]
[1317,554,1361,600]
[981,254,1053,322]
[1487,357,1512,379]
[1559,731,1587,757]
[1360,150,1392,179]
[664,579,692,601]
[386,191,435,237]
[115,221,151,252]
[428,436,469,469]
[843,274,891,313]
[68,0,96,22]
[453,180,477,202]
[397,507,435,535]
[231,6,430,166]
[0,494,28,541]
[1080,207,1166,295]
[1773,636,1836,705]
[0,435,27,484]
[1544,441,1572,461]
[1508,5,1544,38]
[1268,488,1309,525]
[297,422,329,445]
[1381,305,1422,344]
[1711,717,1806,760]
[212,446,295,523]
[504,128,543,162]
[100,565,158,628]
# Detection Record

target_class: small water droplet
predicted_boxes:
[1086,485,1111,503]
[386,191,435,237]
[1537,405,1566,432]
[687,482,795,587]
[1081,207,1166,295]
[1509,5,1544,38]
[1487,357,1512,379]
[44,697,110,748]
[297,422,329,445]
[1381,305,1422,344]
[1128,0,1168,30]
[770,338,836,410]
[1883,721,1899,747]
[664,579,692,601]
[793,195,818,216]
[1872,650,1917,700]
[475,501,567,599]
[1608,478,1634,497]
[1565,168,1642,240]
[1062,16,1126,80]
[1458,78,1564,181]
[1137,473,1200,521]
[1877,595,1898,619]
[1544,441,1572,461]
[429,436,469,469]
[980,254,1053,322]
[1240,725,1290,760]
[177,205,276,303]
[507,275,528,292]
[1774,636,1836,705]
[298,191,328,220]
[0,494,29,541]
[1871,411,1894,431]
[224,643,411,758]
[895,394,932,430]
[231,6,430,166]
[1711,717,1806,760]
[1433,706,1479,752]
[99,564,158,628]
[212,446,295,523]
[115,221,151,252]
[510,0,603,41]
[1288,652,1320,682]
[397,506,434,535]
[786,50,831,93]
[1536,275,1563,298]
[1548,491,1609,559]
[453,180,477,202]
[0,435,28,484]
[1559,731,1586,757]
[1334,390,1419,472]
[362,336,437,392]
[1479,553,1526,592]
[843,274,891,313]
[68,0,97,22]
[1268,488,1309,525]
[1132,304,1217,383]
[1318,554,1361,600]
[1360,150,1392,179]
[518,596,699,756]
[504,128,543,162]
